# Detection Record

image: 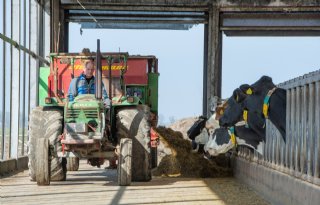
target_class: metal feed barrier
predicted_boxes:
[234,70,320,205]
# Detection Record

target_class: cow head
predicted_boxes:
[219,88,247,127]
[239,76,276,136]
[204,128,234,156]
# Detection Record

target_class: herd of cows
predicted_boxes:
[188,76,287,157]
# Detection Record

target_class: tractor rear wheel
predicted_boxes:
[67,157,80,171]
[28,107,66,182]
[118,138,132,186]
[116,105,152,181]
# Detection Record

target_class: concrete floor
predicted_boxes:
[1,160,269,205]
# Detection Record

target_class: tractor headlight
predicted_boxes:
[45,97,52,104]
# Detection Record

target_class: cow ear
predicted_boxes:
[232,89,239,102]
[217,107,224,116]
[233,88,246,102]
[215,107,224,120]
[240,84,254,95]
[246,88,253,95]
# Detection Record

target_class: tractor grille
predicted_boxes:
[66,108,100,119]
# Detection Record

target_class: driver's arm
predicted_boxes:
[68,78,78,101]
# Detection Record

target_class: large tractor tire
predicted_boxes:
[67,157,80,171]
[118,138,132,186]
[116,105,152,182]
[36,138,50,185]
[28,107,66,182]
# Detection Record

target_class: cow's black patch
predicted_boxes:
[187,116,207,140]
[214,128,230,145]
[235,125,263,149]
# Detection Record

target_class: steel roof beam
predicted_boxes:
[221,12,320,36]
[79,22,195,30]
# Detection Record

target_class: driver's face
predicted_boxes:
[84,61,94,78]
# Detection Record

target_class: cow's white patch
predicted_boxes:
[206,113,220,136]
[236,138,264,155]
[256,141,264,155]
[236,138,255,150]
[195,129,209,145]
[204,134,234,156]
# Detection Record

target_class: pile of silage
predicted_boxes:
[153,126,232,178]
[168,117,198,140]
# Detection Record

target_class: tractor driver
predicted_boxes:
[67,58,116,169]
[67,59,110,108]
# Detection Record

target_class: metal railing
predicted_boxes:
[0,33,50,66]
[238,70,320,186]
[0,0,48,162]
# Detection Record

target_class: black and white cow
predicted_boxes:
[219,76,286,141]
[187,116,207,141]
[190,113,220,153]
[204,124,264,156]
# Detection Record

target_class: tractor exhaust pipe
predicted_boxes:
[95,39,102,100]
[108,56,112,100]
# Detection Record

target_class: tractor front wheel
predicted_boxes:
[117,138,132,186]
[36,138,50,185]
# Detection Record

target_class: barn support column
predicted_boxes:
[51,0,68,52]
[29,0,40,109]
[204,5,222,117]
[202,23,208,116]
[44,1,51,58]
[51,0,59,52]
[29,0,51,111]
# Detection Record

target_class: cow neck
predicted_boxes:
[230,125,251,148]
[233,125,263,153]
[262,87,277,119]
[266,88,287,141]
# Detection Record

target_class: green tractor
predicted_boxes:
[28,40,159,185]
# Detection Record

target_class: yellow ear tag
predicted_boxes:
[246,88,253,95]
[243,110,248,122]
[263,104,268,118]
[231,133,236,145]
[220,110,224,115]
[236,95,239,102]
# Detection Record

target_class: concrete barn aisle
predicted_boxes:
[1,160,269,205]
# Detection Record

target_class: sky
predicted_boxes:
[65,23,320,125]
[68,23,204,125]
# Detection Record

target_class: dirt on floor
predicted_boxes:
[153,126,232,178]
